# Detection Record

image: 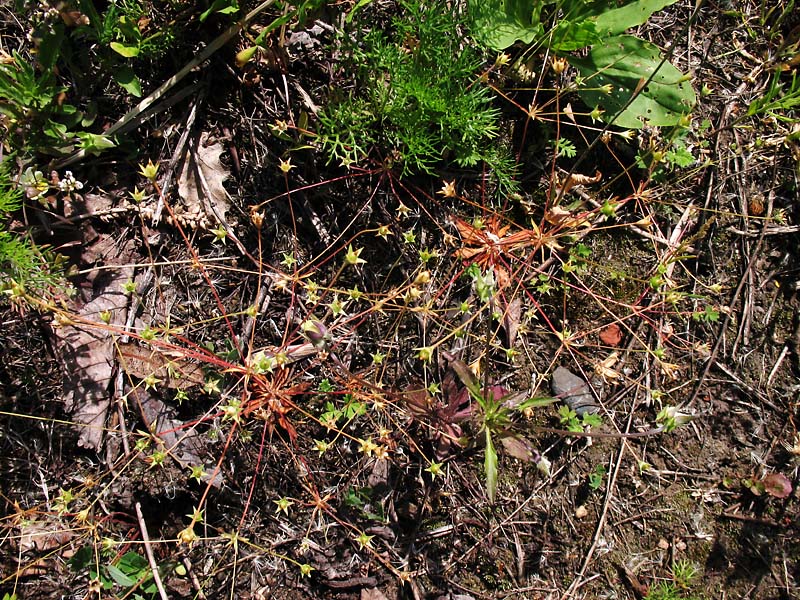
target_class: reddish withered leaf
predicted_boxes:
[599,323,623,346]
[761,473,792,499]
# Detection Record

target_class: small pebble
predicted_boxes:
[551,366,600,415]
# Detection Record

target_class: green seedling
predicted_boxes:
[588,464,607,490]
[0,53,86,156]
[69,546,162,598]
[343,486,385,522]
[320,393,367,428]
[558,405,602,433]
[447,358,556,503]
[692,305,720,323]
[644,559,702,599]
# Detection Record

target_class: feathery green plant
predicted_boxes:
[317,0,516,188]
[0,163,71,305]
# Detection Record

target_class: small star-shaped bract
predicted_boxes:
[437,180,457,198]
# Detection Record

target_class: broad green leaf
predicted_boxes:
[468,0,542,50]
[113,66,142,97]
[469,0,678,51]
[106,564,138,587]
[43,121,69,139]
[570,35,695,128]
[117,551,149,573]
[109,41,140,58]
[594,0,680,37]
[485,429,498,504]
[549,20,599,52]
[68,545,94,570]
[77,132,116,153]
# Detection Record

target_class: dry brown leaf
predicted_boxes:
[544,205,591,229]
[117,341,206,389]
[17,520,76,554]
[503,297,522,348]
[553,169,602,197]
[499,433,536,461]
[176,131,231,229]
[563,102,576,123]
[53,250,138,450]
[361,589,390,600]
[563,170,602,189]
[594,352,621,382]
[132,388,218,486]
[657,359,681,380]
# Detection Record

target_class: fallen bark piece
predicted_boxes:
[551,366,599,415]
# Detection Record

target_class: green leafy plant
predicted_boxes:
[692,305,720,323]
[468,0,696,128]
[558,405,602,433]
[69,546,161,599]
[636,122,701,179]
[343,486,386,522]
[320,392,367,428]
[447,358,556,503]
[588,463,607,490]
[43,0,179,96]
[748,68,800,121]
[0,163,71,305]
[0,52,87,157]
[317,0,515,186]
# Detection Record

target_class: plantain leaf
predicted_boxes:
[469,0,679,51]
[569,35,695,128]
[468,0,541,50]
[592,0,680,37]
